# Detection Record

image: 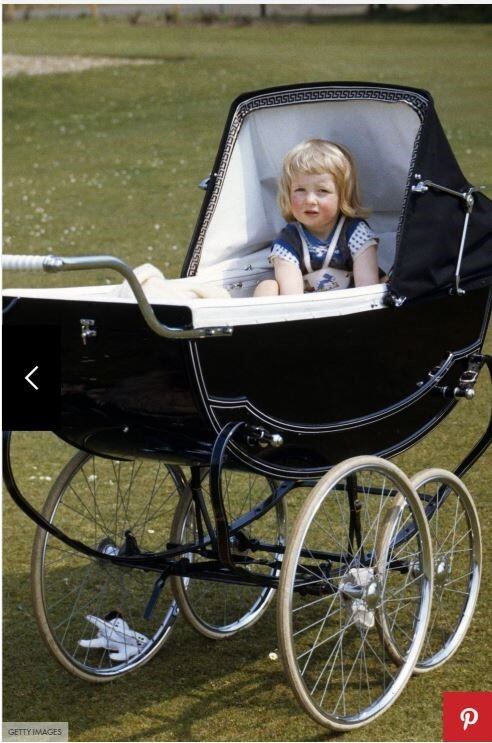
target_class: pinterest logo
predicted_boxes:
[443,692,491,742]
[460,708,479,732]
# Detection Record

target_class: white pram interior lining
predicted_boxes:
[4,96,422,314]
[193,97,421,292]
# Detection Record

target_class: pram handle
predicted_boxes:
[2,253,233,340]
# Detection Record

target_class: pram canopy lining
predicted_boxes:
[193,99,420,275]
[183,82,492,302]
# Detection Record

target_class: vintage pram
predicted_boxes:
[3,82,492,732]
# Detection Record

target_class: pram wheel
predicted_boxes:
[170,470,287,639]
[31,451,183,681]
[277,456,433,730]
[410,469,482,672]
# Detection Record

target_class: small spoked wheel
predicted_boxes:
[410,469,482,673]
[31,451,184,682]
[170,470,287,639]
[277,456,433,731]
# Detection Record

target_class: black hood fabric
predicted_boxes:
[183,82,492,303]
[390,103,492,302]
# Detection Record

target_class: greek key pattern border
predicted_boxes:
[397,119,424,251]
[186,86,428,276]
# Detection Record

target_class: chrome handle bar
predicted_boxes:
[2,254,233,340]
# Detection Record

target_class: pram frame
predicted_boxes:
[4,344,491,582]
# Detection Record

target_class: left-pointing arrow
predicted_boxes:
[25,365,39,390]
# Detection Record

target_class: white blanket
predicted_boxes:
[117,263,231,300]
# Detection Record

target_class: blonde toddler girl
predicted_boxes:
[254,139,379,296]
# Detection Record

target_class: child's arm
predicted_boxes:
[353,245,379,287]
[273,258,304,295]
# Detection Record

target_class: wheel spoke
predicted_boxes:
[170,470,286,638]
[32,453,181,680]
[279,457,432,730]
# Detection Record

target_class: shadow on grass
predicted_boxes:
[3,568,339,742]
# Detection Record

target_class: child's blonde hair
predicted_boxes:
[278,139,369,222]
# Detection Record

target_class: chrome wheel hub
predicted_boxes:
[434,556,451,587]
[340,567,381,630]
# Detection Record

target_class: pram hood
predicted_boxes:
[182,81,492,303]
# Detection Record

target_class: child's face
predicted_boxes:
[289,172,340,239]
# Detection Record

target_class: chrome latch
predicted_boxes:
[431,355,483,400]
[383,291,406,308]
[245,425,284,449]
[80,318,97,345]
[417,360,447,388]
[198,173,217,191]
[459,368,479,387]
[453,358,482,399]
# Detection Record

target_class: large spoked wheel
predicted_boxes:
[32,450,184,682]
[410,469,482,673]
[170,470,287,639]
[278,456,433,731]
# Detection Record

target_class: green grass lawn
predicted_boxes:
[3,16,492,743]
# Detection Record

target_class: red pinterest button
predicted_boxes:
[443,692,492,742]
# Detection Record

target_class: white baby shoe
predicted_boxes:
[78,613,149,662]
